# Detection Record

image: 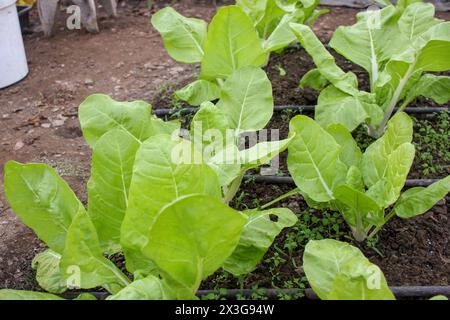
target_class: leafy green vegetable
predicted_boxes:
[0,290,96,300]
[120,134,222,274]
[87,129,141,254]
[292,1,450,137]
[185,66,291,206]
[288,113,450,241]
[143,194,247,294]
[174,80,221,106]
[32,250,66,294]
[107,275,175,300]
[60,209,130,294]
[4,161,83,253]
[223,208,297,275]
[0,290,65,300]
[78,94,178,146]
[217,66,274,135]
[237,0,327,53]
[429,295,449,300]
[394,176,450,218]
[303,239,395,300]
[200,6,267,81]
[287,115,346,202]
[151,7,207,64]
[2,93,294,300]
[153,4,324,106]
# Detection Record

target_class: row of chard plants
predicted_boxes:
[1,0,450,300]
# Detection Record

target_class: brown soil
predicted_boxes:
[202,181,450,290]
[0,1,449,294]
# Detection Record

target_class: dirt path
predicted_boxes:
[0,1,448,290]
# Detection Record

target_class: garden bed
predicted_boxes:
[146,43,450,296]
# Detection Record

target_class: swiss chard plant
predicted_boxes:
[303,239,395,300]
[281,112,450,242]
[304,239,449,300]
[188,65,295,204]
[290,0,450,138]
[151,3,325,106]
[0,94,296,300]
[236,0,327,52]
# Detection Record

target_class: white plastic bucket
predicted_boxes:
[0,0,28,89]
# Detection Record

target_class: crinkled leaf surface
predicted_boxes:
[32,250,66,294]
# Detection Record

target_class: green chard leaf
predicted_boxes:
[4,161,82,253]
[87,129,141,254]
[32,250,66,294]
[175,80,221,106]
[151,7,207,64]
[0,290,64,300]
[394,176,450,218]
[217,66,274,135]
[361,112,413,188]
[79,94,179,147]
[403,74,450,106]
[240,136,294,170]
[290,23,359,96]
[326,124,362,168]
[299,68,329,91]
[0,290,95,300]
[107,275,176,300]
[224,208,297,275]
[143,195,247,294]
[120,135,221,274]
[303,239,395,300]
[60,209,130,294]
[287,115,346,202]
[200,6,267,80]
[333,186,383,241]
[363,113,415,208]
[329,6,403,85]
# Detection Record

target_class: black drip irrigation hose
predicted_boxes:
[197,286,450,299]
[66,286,450,300]
[243,175,438,188]
[153,105,449,117]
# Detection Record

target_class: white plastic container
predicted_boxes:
[0,0,28,89]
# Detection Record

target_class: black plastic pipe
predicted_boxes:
[197,286,450,299]
[153,105,449,117]
[243,175,438,187]
[66,286,450,300]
